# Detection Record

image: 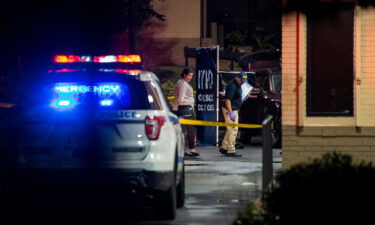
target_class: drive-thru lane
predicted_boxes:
[129,144,282,225]
[0,144,281,225]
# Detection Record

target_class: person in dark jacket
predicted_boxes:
[219,73,243,157]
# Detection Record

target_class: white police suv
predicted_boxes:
[1,55,185,219]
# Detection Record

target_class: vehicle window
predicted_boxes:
[247,75,259,88]
[271,74,281,93]
[255,73,267,90]
[155,80,172,111]
[145,81,164,110]
[47,78,163,110]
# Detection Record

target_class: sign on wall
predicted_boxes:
[195,47,219,146]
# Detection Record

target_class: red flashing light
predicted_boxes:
[55,69,78,73]
[114,69,142,75]
[55,55,78,63]
[93,55,142,63]
[54,55,91,63]
[117,55,141,63]
[93,55,116,63]
[54,55,142,63]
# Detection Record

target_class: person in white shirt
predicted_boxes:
[173,67,199,157]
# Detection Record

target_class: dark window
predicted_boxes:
[271,74,281,93]
[307,3,354,116]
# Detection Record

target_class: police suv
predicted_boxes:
[1,55,185,219]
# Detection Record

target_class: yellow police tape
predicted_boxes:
[179,118,262,129]
[167,91,196,100]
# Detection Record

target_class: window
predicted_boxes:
[271,74,281,93]
[37,76,163,110]
[307,3,354,116]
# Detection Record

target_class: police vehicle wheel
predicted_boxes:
[176,165,185,208]
[154,156,177,220]
[154,181,177,220]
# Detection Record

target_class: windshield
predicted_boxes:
[22,74,163,111]
[271,74,281,93]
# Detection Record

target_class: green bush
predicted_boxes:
[234,152,375,225]
[151,66,182,84]
[151,66,196,106]
[151,66,182,106]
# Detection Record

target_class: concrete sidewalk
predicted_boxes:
[184,144,283,192]
[185,144,282,164]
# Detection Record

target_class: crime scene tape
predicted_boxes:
[167,91,196,100]
[179,118,262,129]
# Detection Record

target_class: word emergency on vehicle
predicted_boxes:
[55,84,121,94]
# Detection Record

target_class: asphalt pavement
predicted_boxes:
[124,141,282,225]
[0,138,282,225]
[170,142,282,225]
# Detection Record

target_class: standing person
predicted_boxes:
[219,74,243,157]
[173,67,199,157]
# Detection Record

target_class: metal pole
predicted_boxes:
[262,115,273,192]
[216,46,219,147]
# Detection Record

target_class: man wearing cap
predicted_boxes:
[219,73,243,157]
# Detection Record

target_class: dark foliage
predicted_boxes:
[0,0,164,75]
[2,0,164,50]
[261,152,375,225]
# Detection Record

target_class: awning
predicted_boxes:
[283,0,374,12]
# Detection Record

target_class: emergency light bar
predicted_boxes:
[54,55,91,63]
[98,69,142,75]
[54,55,141,63]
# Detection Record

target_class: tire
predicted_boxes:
[176,165,185,208]
[238,129,253,145]
[154,183,177,220]
[154,155,178,220]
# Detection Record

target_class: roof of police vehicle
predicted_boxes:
[48,54,159,82]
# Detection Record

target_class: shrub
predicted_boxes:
[234,152,375,225]
[151,66,196,106]
[150,66,182,105]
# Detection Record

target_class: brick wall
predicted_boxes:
[282,12,298,127]
[360,7,375,125]
[137,0,202,68]
[282,7,375,168]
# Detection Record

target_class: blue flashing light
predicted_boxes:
[58,100,72,106]
[52,98,76,110]
[100,99,113,106]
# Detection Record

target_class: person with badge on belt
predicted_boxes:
[173,67,199,157]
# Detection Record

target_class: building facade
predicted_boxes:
[282,1,375,167]
[134,0,280,70]
[136,0,207,68]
